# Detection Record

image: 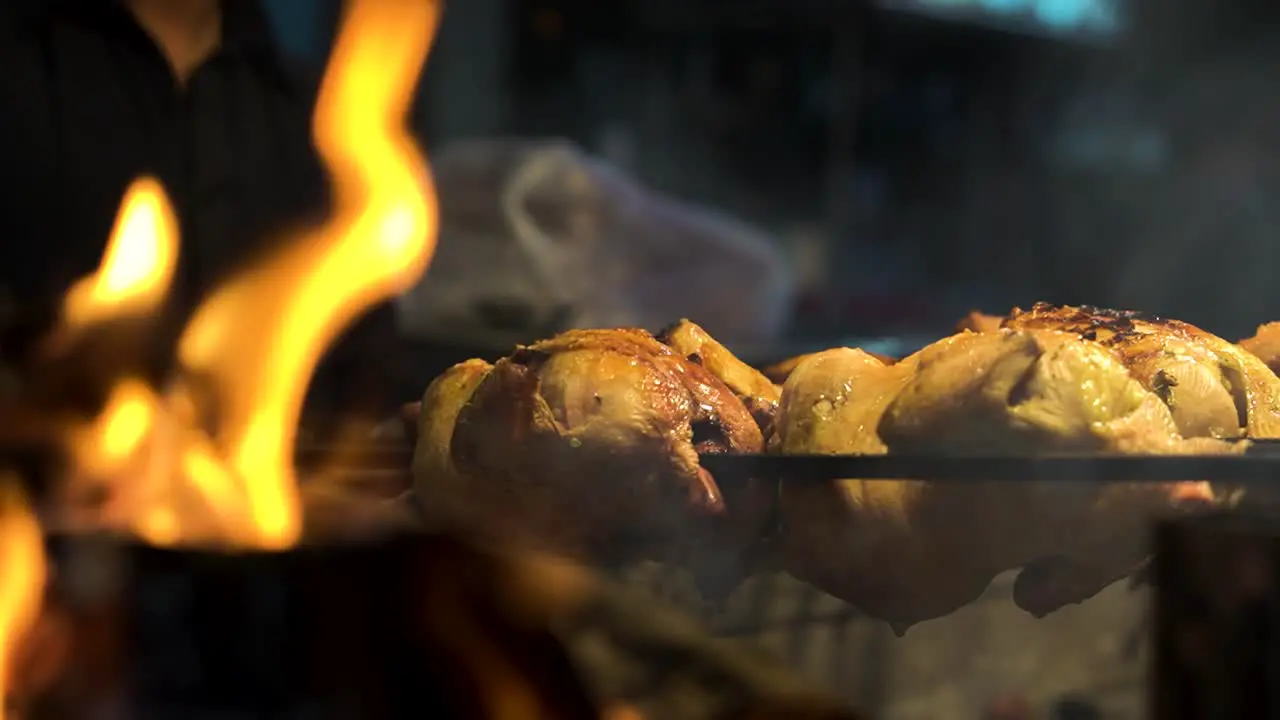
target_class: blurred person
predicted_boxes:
[0,0,399,422]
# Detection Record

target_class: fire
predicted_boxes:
[175,0,439,546]
[75,0,436,547]
[0,483,44,720]
[0,0,439,710]
[61,178,179,329]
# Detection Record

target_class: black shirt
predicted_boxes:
[0,0,399,418]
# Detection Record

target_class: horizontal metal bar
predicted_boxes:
[698,452,1280,483]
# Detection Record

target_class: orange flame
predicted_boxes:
[176,0,439,547]
[0,482,46,720]
[62,178,179,329]
[0,1,440,705]
[53,0,438,549]
[0,0,440,709]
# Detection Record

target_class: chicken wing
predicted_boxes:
[657,319,780,433]
[774,329,1229,632]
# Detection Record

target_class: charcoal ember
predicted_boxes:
[1153,512,1280,720]
[18,532,860,720]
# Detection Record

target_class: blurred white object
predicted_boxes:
[398,138,796,346]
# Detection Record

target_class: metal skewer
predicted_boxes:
[698,445,1280,484]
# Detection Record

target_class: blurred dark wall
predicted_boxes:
[1027,0,1280,336]
[269,0,1280,339]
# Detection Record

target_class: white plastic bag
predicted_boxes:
[397,138,795,347]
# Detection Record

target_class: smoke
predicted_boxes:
[1026,0,1280,337]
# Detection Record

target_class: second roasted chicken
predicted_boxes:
[774,327,1230,632]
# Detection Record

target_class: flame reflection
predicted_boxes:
[0,1,440,707]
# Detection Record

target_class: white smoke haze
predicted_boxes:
[1014,0,1280,338]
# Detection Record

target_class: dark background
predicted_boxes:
[266,0,1280,343]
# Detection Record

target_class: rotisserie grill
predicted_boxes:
[407,302,1280,634]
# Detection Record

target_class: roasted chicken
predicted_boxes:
[774,328,1228,632]
[414,327,773,577]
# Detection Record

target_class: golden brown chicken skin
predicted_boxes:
[658,319,781,433]
[447,328,770,563]
[1003,303,1280,439]
[774,329,1228,632]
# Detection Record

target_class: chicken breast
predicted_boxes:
[1003,303,1280,439]
[775,329,1230,632]
[447,328,770,567]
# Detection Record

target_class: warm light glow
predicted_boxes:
[0,0,442,701]
[70,379,157,477]
[0,481,46,720]
[175,0,439,548]
[62,177,178,328]
[60,0,439,549]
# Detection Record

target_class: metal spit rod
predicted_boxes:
[699,441,1280,484]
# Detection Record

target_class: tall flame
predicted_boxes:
[43,0,440,550]
[0,1,440,705]
[176,0,439,548]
